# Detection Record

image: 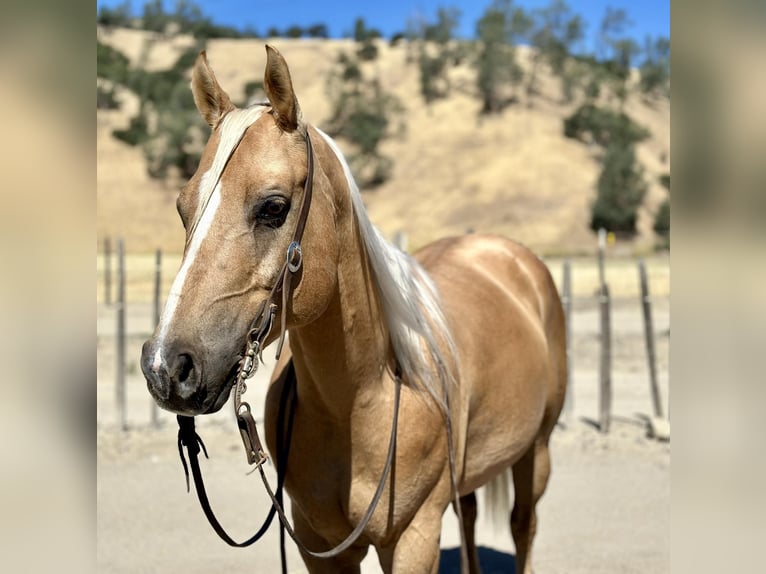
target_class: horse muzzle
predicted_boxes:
[140,338,234,415]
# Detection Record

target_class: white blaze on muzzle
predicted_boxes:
[151,105,270,372]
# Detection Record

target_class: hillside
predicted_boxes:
[97,28,670,255]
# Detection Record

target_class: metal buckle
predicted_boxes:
[286,241,302,273]
[240,340,260,380]
[237,403,269,468]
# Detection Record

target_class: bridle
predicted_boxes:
[175,122,467,573]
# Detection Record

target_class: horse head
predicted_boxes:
[141,46,339,415]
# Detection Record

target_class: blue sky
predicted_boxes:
[97,1,669,54]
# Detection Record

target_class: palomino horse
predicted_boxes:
[141,45,566,574]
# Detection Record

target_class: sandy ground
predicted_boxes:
[97,294,669,573]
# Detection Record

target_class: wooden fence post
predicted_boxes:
[561,258,574,423]
[151,248,162,428]
[599,282,612,433]
[116,238,127,432]
[639,259,664,418]
[597,230,611,433]
[597,228,606,289]
[104,237,112,305]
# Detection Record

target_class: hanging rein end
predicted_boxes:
[177,415,209,493]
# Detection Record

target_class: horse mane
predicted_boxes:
[315,128,458,412]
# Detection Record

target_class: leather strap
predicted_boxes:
[176,361,297,549]
[177,364,402,561]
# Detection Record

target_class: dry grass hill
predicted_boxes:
[97,28,670,256]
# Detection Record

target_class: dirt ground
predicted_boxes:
[97,295,669,573]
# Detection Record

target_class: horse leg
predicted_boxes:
[456,492,481,574]
[292,511,368,574]
[510,439,551,574]
[377,506,444,574]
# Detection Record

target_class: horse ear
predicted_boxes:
[191,51,234,128]
[264,45,302,132]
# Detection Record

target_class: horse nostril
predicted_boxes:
[176,353,195,384]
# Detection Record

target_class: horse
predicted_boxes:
[141,45,567,574]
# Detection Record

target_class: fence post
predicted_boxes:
[597,228,606,288]
[639,259,664,418]
[116,238,127,432]
[599,282,612,433]
[597,229,611,433]
[561,258,573,423]
[104,237,112,305]
[151,248,162,428]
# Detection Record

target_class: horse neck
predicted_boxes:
[288,148,389,419]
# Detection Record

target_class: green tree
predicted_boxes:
[285,25,304,38]
[416,6,461,104]
[639,36,670,97]
[475,2,528,114]
[97,0,133,28]
[597,6,630,61]
[324,52,404,187]
[142,0,171,33]
[590,142,647,235]
[525,1,585,103]
[563,104,649,147]
[111,41,208,181]
[307,23,329,38]
[353,18,382,61]
[97,41,130,84]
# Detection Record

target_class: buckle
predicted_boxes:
[286,241,302,273]
[237,403,269,468]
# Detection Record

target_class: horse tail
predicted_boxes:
[483,467,512,529]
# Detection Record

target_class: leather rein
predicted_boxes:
[175,130,405,568]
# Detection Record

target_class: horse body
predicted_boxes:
[141,45,566,574]
[266,216,565,572]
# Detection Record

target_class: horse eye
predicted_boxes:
[256,197,290,227]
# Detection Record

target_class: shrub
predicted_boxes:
[113,112,149,147]
[97,1,133,28]
[97,85,121,110]
[590,142,647,235]
[307,23,329,38]
[97,41,130,85]
[564,104,650,147]
[324,53,404,187]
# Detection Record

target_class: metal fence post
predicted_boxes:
[639,259,664,418]
[116,238,127,432]
[597,230,611,433]
[599,282,612,433]
[104,237,112,305]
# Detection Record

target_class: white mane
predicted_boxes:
[316,128,458,412]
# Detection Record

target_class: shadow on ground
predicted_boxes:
[440,546,516,573]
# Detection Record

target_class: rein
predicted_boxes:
[174,124,468,574]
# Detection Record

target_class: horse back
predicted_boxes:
[415,234,567,488]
